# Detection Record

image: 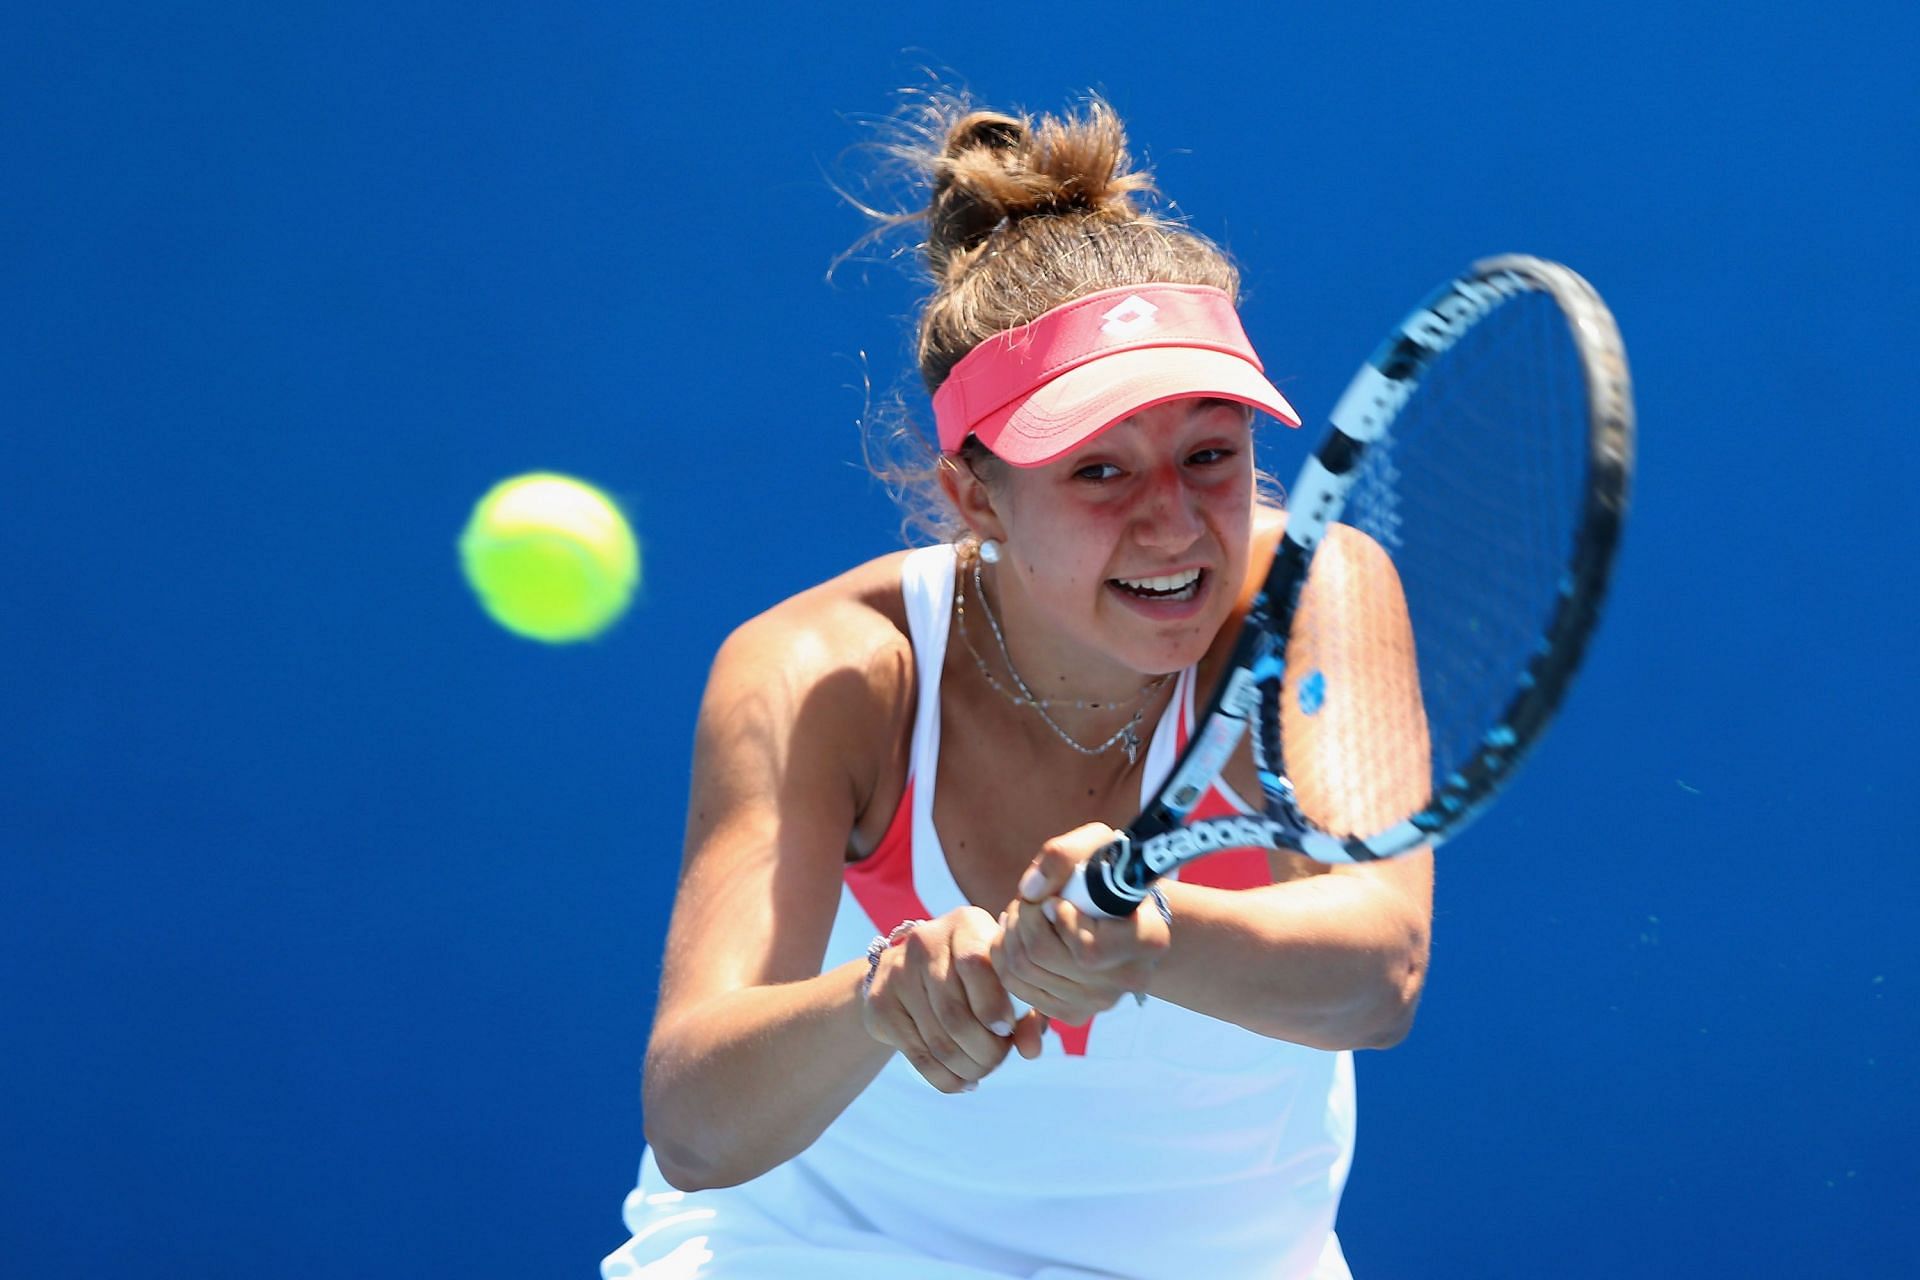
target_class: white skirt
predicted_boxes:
[600,1151,1354,1280]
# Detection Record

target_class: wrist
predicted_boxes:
[1131,886,1172,1007]
[862,919,926,996]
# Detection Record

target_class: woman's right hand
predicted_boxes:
[860,907,1046,1092]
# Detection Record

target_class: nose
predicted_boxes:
[1131,461,1204,553]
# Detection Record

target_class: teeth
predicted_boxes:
[1115,569,1202,593]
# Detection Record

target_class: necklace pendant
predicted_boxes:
[1121,723,1140,767]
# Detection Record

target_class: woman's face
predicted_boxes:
[988,397,1255,678]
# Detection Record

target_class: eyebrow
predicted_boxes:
[1196,397,1254,414]
[1198,397,1258,422]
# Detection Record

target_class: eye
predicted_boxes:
[1074,461,1123,482]
[1187,446,1237,467]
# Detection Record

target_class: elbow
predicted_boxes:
[646,1135,726,1194]
[644,1113,757,1193]
[1354,925,1429,1050]
[1285,919,1428,1052]
[644,1115,708,1192]
[1239,874,1433,1052]
[1294,981,1421,1052]
[1355,992,1418,1050]
[642,1065,734,1192]
[643,1072,785,1193]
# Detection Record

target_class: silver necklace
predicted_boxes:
[955,559,1170,766]
[956,564,1167,712]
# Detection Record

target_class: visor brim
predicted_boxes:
[970,347,1301,468]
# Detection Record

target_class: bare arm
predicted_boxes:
[998,835,1429,1050]
[641,588,1029,1192]
[640,608,895,1190]
[1140,858,1430,1049]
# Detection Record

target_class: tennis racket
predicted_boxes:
[1064,254,1634,918]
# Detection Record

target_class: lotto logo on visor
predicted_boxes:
[1100,296,1160,338]
[931,283,1300,465]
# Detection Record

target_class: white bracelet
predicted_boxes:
[862,919,926,995]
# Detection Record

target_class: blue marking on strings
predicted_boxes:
[1298,670,1327,715]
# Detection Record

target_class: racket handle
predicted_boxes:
[1064,835,1145,919]
[1061,867,1106,917]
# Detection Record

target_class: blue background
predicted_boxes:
[4,2,1914,1275]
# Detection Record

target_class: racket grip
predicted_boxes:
[1061,867,1107,917]
[1064,836,1144,919]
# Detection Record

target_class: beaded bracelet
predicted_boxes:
[862,919,927,996]
[1131,886,1173,1007]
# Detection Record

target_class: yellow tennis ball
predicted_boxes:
[459,472,640,643]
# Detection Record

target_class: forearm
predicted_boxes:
[1149,872,1431,1050]
[642,958,891,1190]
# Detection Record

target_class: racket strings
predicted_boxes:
[1338,291,1590,808]
[1278,538,1431,840]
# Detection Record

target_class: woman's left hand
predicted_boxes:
[990,823,1171,1025]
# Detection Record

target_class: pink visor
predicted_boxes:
[931,283,1299,467]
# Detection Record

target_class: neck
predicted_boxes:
[962,557,1176,723]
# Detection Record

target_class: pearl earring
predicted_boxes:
[978,538,1002,565]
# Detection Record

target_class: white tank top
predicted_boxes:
[608,544,1356,1280]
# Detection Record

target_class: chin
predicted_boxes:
[1102,568,1233,665]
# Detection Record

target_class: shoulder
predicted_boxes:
[711,549,920,699]
[1239,506,1396,600]
[1203,508,1400,682]
[1223,507,1405,633]
[697,550,927,820]
[1306,520,1409,627]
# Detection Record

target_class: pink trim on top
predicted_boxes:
[845,778,932,935]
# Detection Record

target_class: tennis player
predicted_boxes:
[601,96,1434,1280]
